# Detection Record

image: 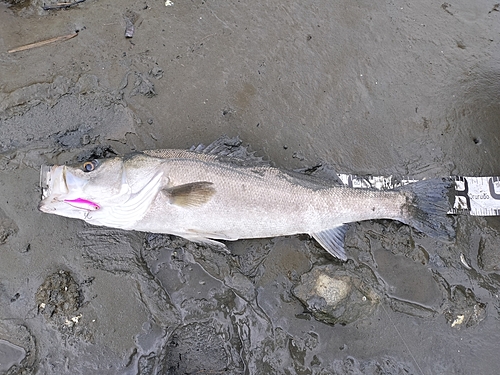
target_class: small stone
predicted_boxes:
[149,66,164,79]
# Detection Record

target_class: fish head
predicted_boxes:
[38,157,129,220]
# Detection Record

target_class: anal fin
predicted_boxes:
[182,235,231,254]
[311,225,349,261]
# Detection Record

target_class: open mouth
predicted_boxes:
[40,164,53,200]
[39,165,100,211]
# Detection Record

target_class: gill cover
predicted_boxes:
[39,155,167,229]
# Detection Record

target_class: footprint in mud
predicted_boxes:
[158,322,231,374]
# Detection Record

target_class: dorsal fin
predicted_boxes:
[190,135,270,167]
[190,135,244,155]
[144,136,271,168]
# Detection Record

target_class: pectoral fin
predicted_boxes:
[163,181,216,207]
[311,225,349,261]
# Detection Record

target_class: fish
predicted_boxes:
[38,137,454,261]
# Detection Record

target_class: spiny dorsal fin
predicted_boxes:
[190,135,270,167]
[163,181,216,207]
[190,135,243,155]
[143,136,270,168]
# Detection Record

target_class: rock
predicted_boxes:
[444,285,486,329]
[293,265,379,325]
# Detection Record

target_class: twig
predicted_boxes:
[8,32,78,53]
[43,0,86,11]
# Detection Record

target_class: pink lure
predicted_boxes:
[64,198,100,211]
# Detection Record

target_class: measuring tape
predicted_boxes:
[337,174,500,216]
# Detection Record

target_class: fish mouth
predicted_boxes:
[40,164,53,200]
[39,165,100,213]
[39,164,70,210]
[39,164,62,213]
[40,164,68,199]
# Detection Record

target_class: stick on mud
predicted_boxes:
[43,0,86,11]
[8,32,78,53]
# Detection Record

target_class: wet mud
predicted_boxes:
[1,0,500,374]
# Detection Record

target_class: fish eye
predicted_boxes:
[82,160,97,172]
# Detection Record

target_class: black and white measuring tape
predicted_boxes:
[337,174,500,216]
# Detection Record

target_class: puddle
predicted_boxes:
[0,339,26,372]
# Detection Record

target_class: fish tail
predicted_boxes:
[399,178,455,240]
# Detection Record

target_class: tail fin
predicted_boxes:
[399,178,455,240]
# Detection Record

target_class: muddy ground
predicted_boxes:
[1,0,500,374]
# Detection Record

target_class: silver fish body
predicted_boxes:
[39,142,454,260]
